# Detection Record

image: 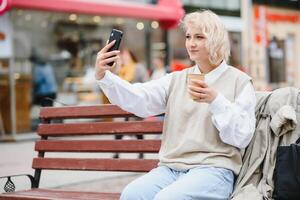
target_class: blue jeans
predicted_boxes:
[120,166,234,200]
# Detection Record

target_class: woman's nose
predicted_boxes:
[189,40,196,47]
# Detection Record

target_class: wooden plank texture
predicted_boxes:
[32,158,158,172]
[38,121,163,136]
[35,140,161,152]
[0,188,120,200]
[39,104,133,119]
[0,105,164,200]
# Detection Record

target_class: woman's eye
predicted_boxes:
[185,35,191,39]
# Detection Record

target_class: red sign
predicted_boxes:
[0,0,184,29]
[267,13,300,23]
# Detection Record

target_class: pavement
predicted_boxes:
[0,135,149,194]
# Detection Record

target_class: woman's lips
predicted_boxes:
[189,50,198,53]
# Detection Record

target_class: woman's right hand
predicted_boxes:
[95,40,120,80]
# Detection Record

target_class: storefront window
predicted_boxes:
[9,9,164,132]
[228,32,242,69]
[285,34,296,85]
[183,0,240,16]
[253,0,300,10]
[267,36,286,83]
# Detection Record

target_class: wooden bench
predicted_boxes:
[0,104,163,200]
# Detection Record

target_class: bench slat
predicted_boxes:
[32,158,158,172]
[35,140,161,152]
[40,105,133,119]
[38,121,163,136]
[0,188,120,200]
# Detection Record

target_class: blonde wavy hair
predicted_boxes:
[181,10,230,66]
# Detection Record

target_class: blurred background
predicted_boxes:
[0,0,299,139]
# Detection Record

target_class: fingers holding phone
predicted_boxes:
[95,41,120,80]
[95,29,123,80]
[98,41,121,66]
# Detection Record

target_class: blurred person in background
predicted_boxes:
[31,50,58,107]
[118,48,149,83]
[94,10,256,200]
[114,48,149,159]
[150,54,167,80]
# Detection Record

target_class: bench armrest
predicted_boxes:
[0,174,37,192]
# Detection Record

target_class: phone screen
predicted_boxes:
[107,29,123,66]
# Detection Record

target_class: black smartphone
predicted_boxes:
[107,29,123,66]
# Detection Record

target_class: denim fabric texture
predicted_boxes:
[120,166,234,200]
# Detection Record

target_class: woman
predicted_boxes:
[150,55,167,80]
[31,51,58,107]
[118,48,149,83]
[95,10,256,200]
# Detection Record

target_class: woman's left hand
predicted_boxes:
[188,80,218,103]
